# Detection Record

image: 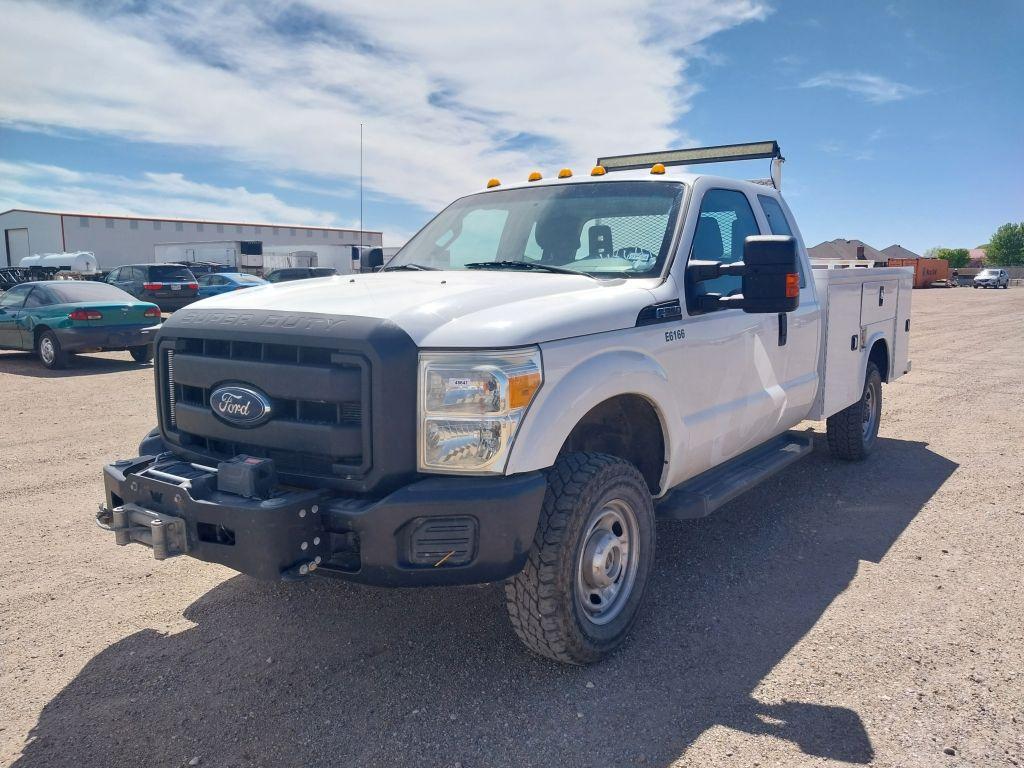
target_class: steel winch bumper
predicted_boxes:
[99,455,331,580]
[98,453,547,585]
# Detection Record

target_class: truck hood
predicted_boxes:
[175,271,658,347]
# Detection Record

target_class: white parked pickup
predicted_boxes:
[99,142,912,665]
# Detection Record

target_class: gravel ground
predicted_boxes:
[1,287,1022,768]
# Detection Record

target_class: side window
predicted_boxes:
[197,275,211,286]
[689,188,761,298]
[0,285,30,309]
[757,195,792,236]
[23,288,48,308]
[757,194,806,288]
[107,268,121,283]
[436,209,509,268]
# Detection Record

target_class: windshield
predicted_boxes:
[388,181,685,278]
[46,281,133,303]
[979,269,999,276]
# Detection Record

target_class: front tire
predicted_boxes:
[505,453,655,665]
[827,362,882,461]
[129,346,153,363]
[37,331,67,370]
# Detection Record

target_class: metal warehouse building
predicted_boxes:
[0,208,383,269]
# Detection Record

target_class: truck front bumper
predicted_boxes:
[99,455,546,586]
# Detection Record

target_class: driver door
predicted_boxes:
[664,184,782,476]
[0,284,31,348]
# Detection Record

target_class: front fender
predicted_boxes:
[505,347,678,486]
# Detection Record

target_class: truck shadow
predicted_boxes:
[0,351,149,378]
[13,435,955,768]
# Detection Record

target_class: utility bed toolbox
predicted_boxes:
[810,266,913,420]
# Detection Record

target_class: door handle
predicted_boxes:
[777,312,787,346]
[878,286,885,306]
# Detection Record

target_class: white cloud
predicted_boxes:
[800,71,922,103]
[0,0,769,212]
[0,160,342,225]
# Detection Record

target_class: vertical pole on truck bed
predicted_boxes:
[359,122,364,254]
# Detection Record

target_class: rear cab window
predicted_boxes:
[757,194,806,288]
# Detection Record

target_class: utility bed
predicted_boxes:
[808,265,913,420]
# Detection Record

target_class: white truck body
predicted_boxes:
[154,241,241,267]
[198,170,911,493]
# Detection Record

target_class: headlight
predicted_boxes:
[418,348,543,474]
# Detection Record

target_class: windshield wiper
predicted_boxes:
[464,261,596,278]
[381,263,439,271]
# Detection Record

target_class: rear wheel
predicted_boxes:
[37,331,67,370]
[129,346,153,363]
[504,452,655,665]
[827,362,882,461]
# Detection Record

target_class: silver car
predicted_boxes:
[974,268,1009,289]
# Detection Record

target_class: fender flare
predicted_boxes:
[505,349,679,487]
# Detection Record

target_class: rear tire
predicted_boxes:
[37,331,67,370]
[129,346,153,363]
[827,362,882,461]
[504,452,655,665]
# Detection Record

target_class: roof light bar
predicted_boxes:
[597,140,782,172]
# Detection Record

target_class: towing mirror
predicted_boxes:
[686,235,800,314]
[739,236,800,313]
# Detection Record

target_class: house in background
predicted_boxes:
[881,244,921,261]
[968,247,987,268]
[808,238,889,264]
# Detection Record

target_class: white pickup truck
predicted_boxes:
[98,141,912,664]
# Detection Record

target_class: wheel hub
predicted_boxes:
[575,499,639,626]
[40,338,54,364]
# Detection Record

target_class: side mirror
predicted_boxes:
[739,236,801,313]
[686,235,800,314]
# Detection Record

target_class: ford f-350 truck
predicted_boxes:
[98,141,912,664]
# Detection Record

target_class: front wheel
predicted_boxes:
[129,346,153,363]
[827,362,882,461]
[37,331,67,370]
[504,453,655,665]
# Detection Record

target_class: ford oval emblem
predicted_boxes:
[209,384,272,428]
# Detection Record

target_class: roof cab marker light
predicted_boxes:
[650,163,666,175]
[590,166,606,176]
[527,171,542,182]
[486,178,501,188]
[557,168,573,178]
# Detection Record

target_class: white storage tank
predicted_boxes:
[20,251,99,275]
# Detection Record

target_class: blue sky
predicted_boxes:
[1,0,1021,251]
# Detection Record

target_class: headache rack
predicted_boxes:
[597,140,785,189]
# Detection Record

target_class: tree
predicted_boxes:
[923,247,941,259]
[936,247,970,269]
[986,223,1024,266]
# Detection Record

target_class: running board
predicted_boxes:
[656,431,814,520]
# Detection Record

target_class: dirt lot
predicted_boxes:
[1,288,1022,768]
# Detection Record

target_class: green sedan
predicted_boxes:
[0,280,162,369]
